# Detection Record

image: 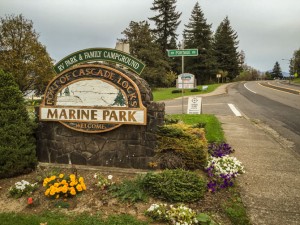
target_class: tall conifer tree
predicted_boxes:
[271,61,283,79]
[149,0,182,53]
[213,16,241,80]
[121,21,170,87]
[183,2,214,84]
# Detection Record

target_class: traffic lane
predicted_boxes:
[259,81,300,95]
[243,81,300,110]
[235,82,300,153]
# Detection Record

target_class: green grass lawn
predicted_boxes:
[0,212,147,225]
[152,83,221,101]
[292,77,300,84]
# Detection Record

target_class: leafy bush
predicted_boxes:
[109,175,148,203]
[190,88,200,92]
[0,70,37,178]
[142,169,206,202]
[171,89,182,93]
[155,123,208,169]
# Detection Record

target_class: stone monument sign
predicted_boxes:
[36,48,164,169]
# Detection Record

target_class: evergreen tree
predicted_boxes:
[0,14,55,95]
[213,16,241,80]
[183,2,214,84]
[0,70,37,178]
[121,20,171,87]
[149,0,182,53]
[271,61,283,79]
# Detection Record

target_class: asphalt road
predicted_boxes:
[163,81,300,155]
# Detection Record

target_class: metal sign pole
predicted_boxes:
[181,55,184,114]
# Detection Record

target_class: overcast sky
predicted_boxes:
[1,0,299,73]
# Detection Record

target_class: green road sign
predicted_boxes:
[167,49,198,57]
[53,48,145,75]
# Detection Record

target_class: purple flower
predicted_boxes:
[208,142,235,157]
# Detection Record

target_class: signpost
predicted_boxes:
[167,49,198,57]
[187,97,202,114]
[167,48,199,113]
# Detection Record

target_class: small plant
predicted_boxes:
[109,175,148,203]
[9,180,38,198]
[146,203,214,225]
[190,88,200,92]
[143,169,206,202]
[167,204,198,225]
[206,156,245,192]
[145,203,168,222]
[94,173,113,190]
[43,173,86,199]
[171,89,183,94]
[208,142,234,157]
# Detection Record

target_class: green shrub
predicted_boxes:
[155,123,208,169]
[190,88,200,92]
[142,169,206,202]
[109,175,148,203]
[0,70,37,178]
[171,89,182,93]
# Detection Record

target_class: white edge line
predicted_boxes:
[244,83,257,94]
[228,103,242,117]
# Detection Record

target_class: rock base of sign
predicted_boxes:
[36,101,164,169]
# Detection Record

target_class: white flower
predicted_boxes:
[107,175,113,180]
[93,173,98,179]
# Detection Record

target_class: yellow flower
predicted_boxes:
[76,184,82,192]
[70,187,76,196]
[69,174,76,180]
[81,183,87,191]
[50,189,56,196]
[79,177,84,183]
[59,174,64,179]
[45,188,50,196]
[62,186,68,193]
[54,182,59,187]
[61,180,67,185]
[50,175,56,181]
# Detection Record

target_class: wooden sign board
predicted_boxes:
[40,64,147,133]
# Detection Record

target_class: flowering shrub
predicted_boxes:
[145,203,199,225]
[208,142,234,157]
[145,203,168,222]
[9,180,38,198]
[43,173,86,199]
[206,156,245,192]
[94,173,113,190]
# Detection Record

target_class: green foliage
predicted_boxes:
[155,123,208,169]
[121,20,170,87]
[0,70,37,178]
[289,48,300,75]
[0,212,147,225]
[109,175,148,203]
[223,197,250,225]
[213,16,241,80]
[142,169,207,202]
[183,2,216,84]
[196,213,219,225]
[152,83,221,101]
[190,88,200,92]
[9,180,38,198]
[271,61,283,79]
[167,114,225,143]
[149,0,182,53]
[0,14,55,95]
[171,89,182,93]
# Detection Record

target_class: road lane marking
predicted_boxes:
[244,83,257,94]
[228,104,242,117]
